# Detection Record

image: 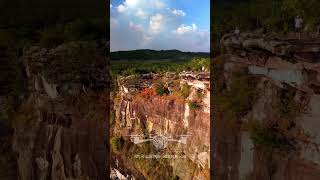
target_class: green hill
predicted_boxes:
[111,49,210,61]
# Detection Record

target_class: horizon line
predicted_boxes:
[110,49,210,53]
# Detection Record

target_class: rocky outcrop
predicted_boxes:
[213,33,320,180]
[12,40,109,180]
[112,72,210,179]
[221,32,320,63]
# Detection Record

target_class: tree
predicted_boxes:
[154,81,169,96]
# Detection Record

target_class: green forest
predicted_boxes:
[111,49,209,60]
[0,0,107,48]
[110,44,209,94]
[213,0,320,46]
[111,50,209,76]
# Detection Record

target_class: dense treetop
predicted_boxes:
[111,50,209,61]
[0,0,107,48]
[213,0,320,39]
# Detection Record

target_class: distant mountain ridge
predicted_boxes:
[111,49,210,60]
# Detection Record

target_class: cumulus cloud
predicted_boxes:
[153,0,166,9]
[175,24,197,34]
[117,4,127,13]
[129,21,144,32]
[146,28,209,52]
[116,0,166,18]
[171,9,186,16]
[135,9,148,19]
[149,13,164,33]
[110,0,209,52]
[119,0,165,10]
[124,0,139,7]
[111,21,144,51]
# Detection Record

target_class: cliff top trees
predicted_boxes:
[0,0,107,48]
[213,0,320,47]
[154,81,169,96]
[215,69,258,120]
[111,136,125,153]
[188,101,201,110]
[180,84,191,99]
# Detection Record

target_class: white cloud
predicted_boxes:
[129,21,144,32]
[123,0,141,8]
[117,4,128,13]
[124,0,140,7]
[175,24,197,34]
[192,24,197,30]
[111,0,209,52]
[171,9,186,16]
[153,0,165,9]
[129,22,152,45]
[147,28,210,52]
[135,9,148,19]
[143,35,153,44]
[111,20,209,52]
[149,13,164,33]
[118,0,165,10]
[111,18,154,51]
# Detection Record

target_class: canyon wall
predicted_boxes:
[213,33,320,180]
[111,71,210,180]
[10,40,108,180]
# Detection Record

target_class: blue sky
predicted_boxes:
[110,0,210,52]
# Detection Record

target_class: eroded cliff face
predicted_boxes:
[12,40,109,180]
[213,33,320,180]
[112,72,210,179]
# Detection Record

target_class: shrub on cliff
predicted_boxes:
[39,27,66,48]
[122,68,138,76]
[154,81,169,96]
[247,121,292,151]
[197,89,205,99]
[64,19,105,41]
[139,88,156,98]
[111,136,125,153]
[180,83,191,99]
[216,69,257,120]
[188,101,201,109]
[276,88,301,119]
[170,175,180,180]
[187,57,210,71]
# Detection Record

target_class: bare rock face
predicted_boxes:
[112,72,210,179]
[12,40,109,180]
[221,33,320,63]
[213,34,320,180]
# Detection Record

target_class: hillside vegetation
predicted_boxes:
[111,49,209,60]
[214,0,320,35]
